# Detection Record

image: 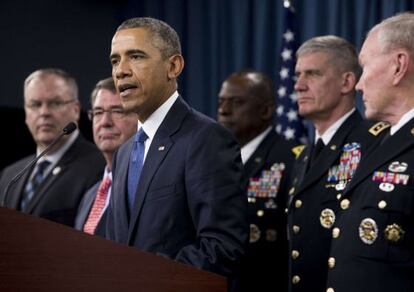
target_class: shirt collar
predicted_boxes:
[38,129,79,166]
[315,108,355,145]
[138,91,179,140]
[241,126,272,164]
[390,107,414,135]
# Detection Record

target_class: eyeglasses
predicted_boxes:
[25,99,76,111]
[88,108,128,121]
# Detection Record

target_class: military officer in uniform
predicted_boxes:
[218,70,297,292]
[326,12,414,292]
[287,36,381,292]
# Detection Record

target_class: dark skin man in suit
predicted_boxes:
[105,17,248,283]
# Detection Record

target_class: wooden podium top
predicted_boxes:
[0,207,226,291]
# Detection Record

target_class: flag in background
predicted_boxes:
[275,0,308,144]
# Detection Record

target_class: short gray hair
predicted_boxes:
[297,35,361,79]
[90,77,116,105]
[369,12,414,57]
[24,68,78,100]
[117,17,181,59]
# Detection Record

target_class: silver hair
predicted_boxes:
[24,68,78,100]
[369,12,414,57]
[296,35,361,79]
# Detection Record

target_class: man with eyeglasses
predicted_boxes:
[0,68,105,226]
[74,77,137,236]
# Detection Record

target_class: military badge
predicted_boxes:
[372,171,409,186]
[379,182,395,192]
[327,142,361,186]
[265,229,277,242]
[335,180,347,191]
[388,161,408,173]
[320,208,336,229]
[384,223,405,243]
[265,198,277,209]
[359,218,378,245]
[247,163,285,198]
[250,224,261,243]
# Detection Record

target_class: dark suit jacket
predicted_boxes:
[287,111,378,292]
[74,179,107,237]
[0,135,105,226]
[326,118,414,292]
[240,129,296,292]
[106,97,248,276]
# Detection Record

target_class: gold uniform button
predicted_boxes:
[289,187,295,195]
[328,257,335,268]
[332,227,340,238]
[292,275,300,284]
[293,225,300,234]
[327,288,335,292]
[292,250,300,259]
[295,200,302,208]
[285,208,288,214]
[257,210,264,217]
[378,200,387,209]
[340,199,350,210]
[336,193,342,200]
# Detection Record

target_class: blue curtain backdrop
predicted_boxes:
[0,0,413,169]
[120,0,414,118]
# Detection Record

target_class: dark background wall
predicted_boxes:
[1,0,413,170]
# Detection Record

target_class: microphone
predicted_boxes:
[1,122,77,207]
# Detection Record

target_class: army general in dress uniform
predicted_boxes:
[326,12,414,292]
[287,36,381,292]
[218,70,297,292]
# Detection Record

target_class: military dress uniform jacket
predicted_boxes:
[0,135,105,226]
[287,111,379,292]
[326,118,414,292]
[240,129,296,292]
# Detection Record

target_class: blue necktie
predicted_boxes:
[21,160,51,210]
[127,128,148,211]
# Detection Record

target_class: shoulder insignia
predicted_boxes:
[369,122,390,136]
[292,145,305,159]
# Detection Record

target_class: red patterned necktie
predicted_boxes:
[83,176,112,234]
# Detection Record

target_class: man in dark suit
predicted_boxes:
[0,68,105,226]
[106,17,247,278]
[217,70,297,292]
[74,77,137,236]
[287,36,381,292]
[326,12,414,292]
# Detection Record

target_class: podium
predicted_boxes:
[0,207,226,291]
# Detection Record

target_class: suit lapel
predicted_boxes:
[25,160,67,213]
[127,97,189,243]
[344,118,414,194]
[8,157,34,209]
[295,111,362,194]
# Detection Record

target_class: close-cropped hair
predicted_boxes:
[90,77,116,105]
[296,35,361,79]
[117,17,181,59]
[369,12,414,57]
[228,70,275,105]
[24,68,78,100]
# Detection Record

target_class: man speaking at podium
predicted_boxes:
[0,68,105,226]
[106,17,248,280]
